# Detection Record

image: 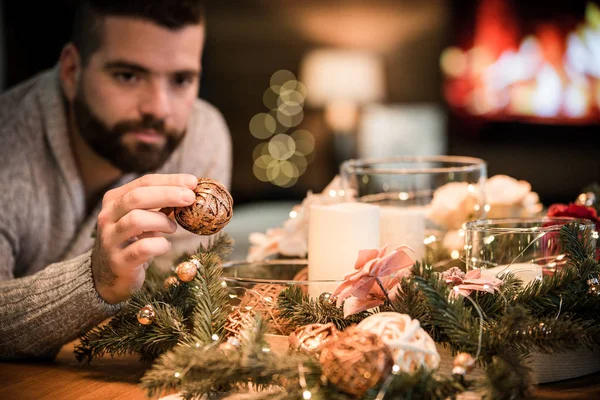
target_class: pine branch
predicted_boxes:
[141,316,318,399]
[482,350,533,400]
[559,222,595,266]
[276,286,370,331]
[184,252,231,346]
[75,291,187,364]
[410,263,486,356]
[196,233,235,261]
[512,259,600,320]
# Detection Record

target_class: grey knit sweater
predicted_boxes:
[0,67,232,359]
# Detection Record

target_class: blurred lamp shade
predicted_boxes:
[300,49,385,131]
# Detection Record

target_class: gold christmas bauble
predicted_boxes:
[175,178,233,235]
[288,323,339,355]
[137,305,156,325]
[452,352,476,375]
[163,276,180,289]
[176,260,199,282]
[319,327,393,397]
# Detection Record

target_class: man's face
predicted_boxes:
[73,17,205,173]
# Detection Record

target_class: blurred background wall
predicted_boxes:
[1,0,598,210]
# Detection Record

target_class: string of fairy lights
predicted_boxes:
[250,70,315,188]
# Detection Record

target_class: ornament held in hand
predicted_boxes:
[176,260,200,282]
[137,304,156,325]
[452,352,476,376]
[175,177,233,235]
[288,323,338,355]
[319,327,393,397]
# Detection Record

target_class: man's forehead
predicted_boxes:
[94,15,205,72]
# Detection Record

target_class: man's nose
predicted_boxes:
[139,80,170,120]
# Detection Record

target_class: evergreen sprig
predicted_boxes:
[75,291,187,363]
[276,286,370,331]
[75,233,234,364]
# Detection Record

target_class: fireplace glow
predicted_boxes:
[442,1,600,122]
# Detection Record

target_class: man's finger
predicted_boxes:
[111,186,196,221]
[103,174,197,205]
[110,209,177,247]
[119,236,171,269]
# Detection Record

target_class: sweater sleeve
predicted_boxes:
[0,244,122,360]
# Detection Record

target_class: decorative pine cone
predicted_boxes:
[319,327,393,397]
[174,177,233,235]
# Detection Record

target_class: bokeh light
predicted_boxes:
[251,70,314,187]
[249,113,276,139]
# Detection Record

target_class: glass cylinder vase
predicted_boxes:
[340,156,487,266]
[464,217,598,284]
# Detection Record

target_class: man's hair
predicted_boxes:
[72,0,206,64]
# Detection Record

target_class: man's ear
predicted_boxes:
[59,43,82,102]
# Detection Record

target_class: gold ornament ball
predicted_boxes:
[137,305,156,325]
[175,177,233,235]
[163,276,180,289]
[452,352,476,376]
[288,323,339,355]
[176,260,199,282]
[318,292,338,305]
[319,327,393,397]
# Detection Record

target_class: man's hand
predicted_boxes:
[91,174,198,304]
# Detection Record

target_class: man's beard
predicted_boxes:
[72,91,185,174]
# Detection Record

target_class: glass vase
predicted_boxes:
[340,156,487,267]
[464,217,598,284]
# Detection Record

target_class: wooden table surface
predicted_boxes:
[2,341,600,400]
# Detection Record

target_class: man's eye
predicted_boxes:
[114,72,139,84]
[173,74,195,88]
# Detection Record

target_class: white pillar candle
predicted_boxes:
[308,202,380,298]
[379,206,426,262]
[481,263,542,285]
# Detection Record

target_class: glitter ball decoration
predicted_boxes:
[239,284,290,334]
[219,336,241,352]
[223,307,256,339]
[163,276,180,289]
[137,305,156,325]
[174,178,233,235]
[452,352,476,376]
[176,260,200,282]
[288,323,339,355]
[587,275,600,296]
[319,327,393,397]
[318,292,338,305]
[356,312,440,372]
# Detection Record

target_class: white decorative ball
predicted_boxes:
[356,312,440,372]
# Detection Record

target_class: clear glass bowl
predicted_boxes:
[340,156,487,267]
[464,217,598,282]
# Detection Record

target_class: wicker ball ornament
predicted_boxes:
[288,323,339,355]
[175,178,233,235]
[319,327,393,397]
[239,284,290,335]
[357,312,440,372]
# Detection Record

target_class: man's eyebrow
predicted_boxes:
[104,61,200,76]
[104,61,150,73]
